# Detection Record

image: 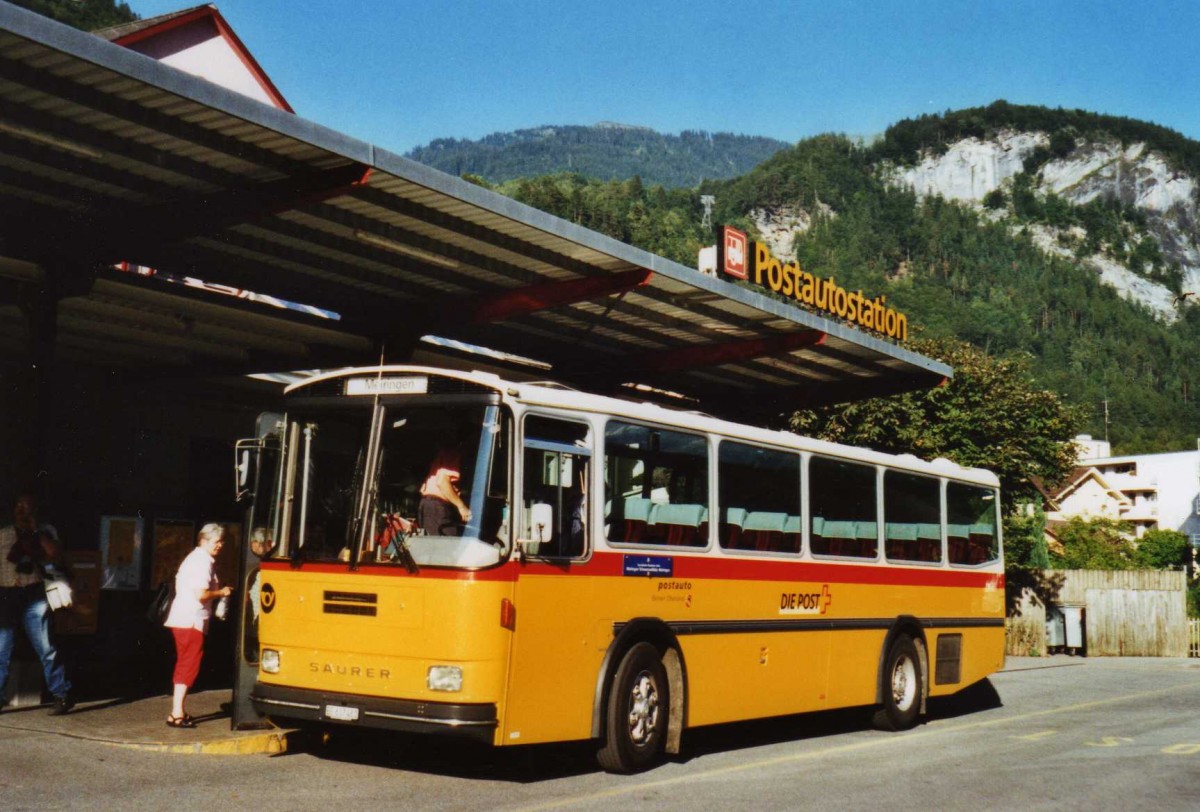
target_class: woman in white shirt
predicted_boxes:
[163,523,234,728]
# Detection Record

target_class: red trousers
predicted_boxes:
[171,627,205,688]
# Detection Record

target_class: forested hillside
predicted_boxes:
[475,109,1200,455]
[406,124,788,188]
[7,0,136,30]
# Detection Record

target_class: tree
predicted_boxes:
[788,337,1084,512]
[1133,528,1189,569]
[982,189,1007,210]
[1050,517,1138,569]
[1005,506,1050,569]
[8,0,137,30]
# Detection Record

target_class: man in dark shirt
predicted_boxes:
[0,493,73,715]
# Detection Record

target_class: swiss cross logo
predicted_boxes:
[721,226,747,279]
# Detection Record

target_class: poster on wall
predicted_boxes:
[150,520,196,592]
[99,516,144,590]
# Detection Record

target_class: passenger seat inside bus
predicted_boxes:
[742,511,786,551]
[622,496,655,541]
[948,524,970,564]
[652,503,706,546]
[782,515,802,553]
[721,507,747,548]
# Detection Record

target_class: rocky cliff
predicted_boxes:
[891,132,1200,321]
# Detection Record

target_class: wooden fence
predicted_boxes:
[1190,619,1200,658]
[1006,589,1047,656]
[1007,569,1189,657]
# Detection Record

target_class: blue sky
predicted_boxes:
[125,0,1200,154]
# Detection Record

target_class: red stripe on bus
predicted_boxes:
[258,560,519,581]
[261,552,1002,590]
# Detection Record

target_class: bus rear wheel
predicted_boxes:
[597,642,669,773]
[873,635,922,731]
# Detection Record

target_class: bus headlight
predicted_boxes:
[261,649,280,674]
[427,665,462,692]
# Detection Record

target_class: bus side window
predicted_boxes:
[718,440,801,554]
[604,421,708,547]
[883,470,942,563]
[809,456,878,558]
[947,483,999,565]
[521,416,591,558]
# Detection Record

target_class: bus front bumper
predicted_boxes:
[251,683,498,743]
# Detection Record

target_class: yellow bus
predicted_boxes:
[240,366,1005,772]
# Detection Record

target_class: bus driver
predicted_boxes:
[418,432,472,537]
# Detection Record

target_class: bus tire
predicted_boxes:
[872,634,922,731]
[596,642,669,773]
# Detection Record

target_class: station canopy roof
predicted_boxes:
[0,4,950,416]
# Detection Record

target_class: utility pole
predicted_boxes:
[700,195,715,231]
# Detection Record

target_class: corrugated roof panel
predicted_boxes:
[233,219,504,295]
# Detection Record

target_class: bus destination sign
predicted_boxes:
[345,376,429,396]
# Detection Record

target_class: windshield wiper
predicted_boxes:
[380,515,419,574]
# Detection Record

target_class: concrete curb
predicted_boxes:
[109,730,293,755]
[0,690,298,756]
[0,717,296,755]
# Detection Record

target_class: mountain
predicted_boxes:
[883,105,1200,324]
[720,105,1200,453]
[404,124,789,188]
[486,104,1200,454]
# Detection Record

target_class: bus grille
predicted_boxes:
[323,591,377,617]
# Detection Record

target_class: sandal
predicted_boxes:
[166,715,197,728]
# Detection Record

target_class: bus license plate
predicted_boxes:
[324,704,360,722]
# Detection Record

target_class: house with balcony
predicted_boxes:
[1044,465,1157,538]
[1060,435,1200,544]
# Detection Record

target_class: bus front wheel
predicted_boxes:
[597,642,669,773]
[873,635,922,731]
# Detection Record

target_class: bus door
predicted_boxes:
[503,414,599,745]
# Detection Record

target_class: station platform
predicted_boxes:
[0,689,294,755]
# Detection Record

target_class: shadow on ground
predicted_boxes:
[290,678,1002,782]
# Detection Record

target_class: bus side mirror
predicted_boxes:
[530,502,553,543]
[234,440,259,504]
[515,503,553,560]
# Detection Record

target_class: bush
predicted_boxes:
[1134,528,1189,569]
[1049,130,1077,159]
[1005,508,1049,569]
[1049,516,1137,569]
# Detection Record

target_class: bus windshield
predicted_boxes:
[268,401,510,569]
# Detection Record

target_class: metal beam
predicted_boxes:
[458,269,653,324]
[713,371,951,415]
[0,52,308,177]
[347,187,801,336]
[0,101,244,190]
[616,329,826,374]
[63,164,372,263]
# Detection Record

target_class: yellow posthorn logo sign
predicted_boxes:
[719,226,908,341]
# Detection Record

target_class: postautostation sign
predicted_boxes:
[717,226,908,341]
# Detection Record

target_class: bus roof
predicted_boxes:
[287,366,1001,488]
